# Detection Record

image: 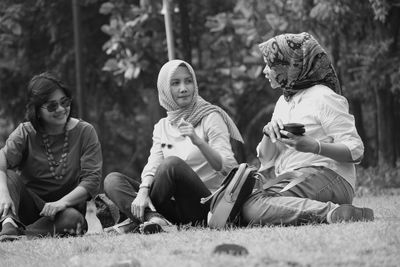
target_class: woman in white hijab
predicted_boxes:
[103,60,243,232]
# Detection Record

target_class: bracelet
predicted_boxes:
[139,184,150,190]
[316,140,322,155]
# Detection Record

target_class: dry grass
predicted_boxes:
[1,195,400,267]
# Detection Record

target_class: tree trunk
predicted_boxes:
[374,6,400,167]
[375,86,396,166]
[72,0,85,119]
[350,99,370,167]
[178,0,192,63]
[394,94,400,164]
[388,8,400,164]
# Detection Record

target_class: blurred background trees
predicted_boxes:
[1,0,399,188]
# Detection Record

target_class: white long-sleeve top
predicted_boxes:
[257,85,364,190]
[141,112,237,192]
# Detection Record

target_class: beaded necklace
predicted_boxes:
[41,124,69,180]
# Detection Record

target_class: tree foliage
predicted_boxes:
[1,0,399,182]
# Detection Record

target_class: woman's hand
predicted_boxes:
[131,189,155,222]
[262,119,284,143]
[0,191,16,218]
[279,130,319,153]
[40,200,68,218]
[178,119,202,146]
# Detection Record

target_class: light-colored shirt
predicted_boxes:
[1,120,102,201]
[141,112,237,191]
[257,85,364,189]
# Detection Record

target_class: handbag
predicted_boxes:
[200,163,259,229]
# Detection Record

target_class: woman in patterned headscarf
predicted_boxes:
[103,60,242,232]
[242,32,374,226]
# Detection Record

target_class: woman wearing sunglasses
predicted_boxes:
[0,72,102,241]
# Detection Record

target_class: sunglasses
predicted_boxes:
[41,97,72,112]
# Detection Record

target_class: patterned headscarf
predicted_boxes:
[258,32,341,101]
[157,59,244,143]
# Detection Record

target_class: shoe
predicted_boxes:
[327,204,374,223]
[0,222,24,242]
[104,218,140,234]
[94,194,121,228]
[141,222,164,234]
[144,210,171,226]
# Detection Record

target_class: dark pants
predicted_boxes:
[0,170,87,237]
[104,156,211,225]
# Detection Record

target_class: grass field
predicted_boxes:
[1,195,399,267]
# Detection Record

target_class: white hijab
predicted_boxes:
[157,59,243,143]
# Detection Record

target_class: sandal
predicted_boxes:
[0,234,25,242]
[104,218,140,234]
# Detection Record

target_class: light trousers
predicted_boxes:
[242,166,354,225]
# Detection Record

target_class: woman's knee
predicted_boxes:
[241,193,269,224]
[160,156,185,169]
[103,172,125,194]
[156,156,186,176]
